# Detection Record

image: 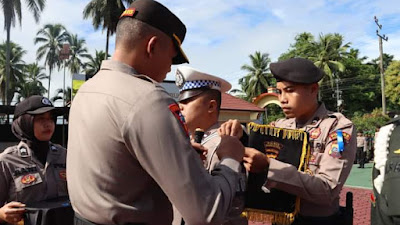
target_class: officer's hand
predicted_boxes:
[218,119,243,139]
[243,147,269,173]
[0,202,26,224]
[216,135,244,162]
[191,142,208,161]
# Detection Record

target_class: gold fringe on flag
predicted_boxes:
[244,122,311,225]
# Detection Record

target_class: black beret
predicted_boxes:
[270,58,324,84]
[14,96,56,119]
[119,0,188,64]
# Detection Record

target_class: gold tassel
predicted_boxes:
[242,208,296,225]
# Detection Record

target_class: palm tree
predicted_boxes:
[15,80,47,103]
[24,62,48,84]
[84,50,108,78]
[0,41,26,105]
[1,0,45,105]
[239,51,274,101]
[311,33,350,87]
[51,87,72,105]
[83,0,134,57]
[67,34,90,74]
[34,23,69,98]
[279,32,316,60]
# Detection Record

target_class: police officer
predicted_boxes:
[242,58,357,225]
[67,0,244,225]
[356,131,367,168]
[371,116,400,224]
[0,95,67,224]
[175,66,247,225]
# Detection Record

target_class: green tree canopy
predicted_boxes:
[34,23,69,98]
[385,60,400,110]
[83,0,133,57]
[67,34,90,74]
[84,50,108,78]
[1,0,45,105]
[239,51,274,101]
[0,41,26,105]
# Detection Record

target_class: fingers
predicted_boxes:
[230,120,243,138]
[243,162,251,172]
[0,202,25,224]
[218,119,243,139]
[6,202,25,209]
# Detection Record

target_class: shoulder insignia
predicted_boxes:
[310,128,321,139]
[329,131,351,143]
[328,143,342,158]
[19,147,29,157]
[59,170,67,181]
[51,145,58,151]
[168,103,189,137]
[394,149,400,154]
[21,174,36,184]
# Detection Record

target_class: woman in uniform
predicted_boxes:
[0,95,67,224]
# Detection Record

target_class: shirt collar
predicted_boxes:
[296,103,328,128]
[100,60,139,76]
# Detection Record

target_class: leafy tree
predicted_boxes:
[239,51,275,101]
[0,41,26,105]
[24,62,48,84]
[265,104,285,124]
[370,53,394,72]
[279,32,316,60]
[51,87,72,105]
[67,34,90,74]
[34,23,69,98]
[15,80,47,102]
[1,0,45,105]
[83,0,133,57]
[319,48,381,116]
[385,60,400,110]
[311,33,350,87]
[351,109,390,133]
[279,33,350,87]
[84,50,108,78]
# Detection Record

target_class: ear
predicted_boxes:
[146,36,158,58]
[310,83,319,96]
[208,100,218,114]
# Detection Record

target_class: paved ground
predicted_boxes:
[249,163,374,225]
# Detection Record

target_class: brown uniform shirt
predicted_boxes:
[67,60,240,225]
[266,103,356,217]
[0,141,67,205]
[173,123,247,225]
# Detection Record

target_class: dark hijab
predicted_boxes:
[12,114,51,165]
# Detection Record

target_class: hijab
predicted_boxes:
[12,114,51,165]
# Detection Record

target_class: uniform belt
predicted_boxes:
[74,213,146,225]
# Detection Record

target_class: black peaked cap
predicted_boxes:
[270,58,325,84]
[119,0,188,64]
[14,96,56,119]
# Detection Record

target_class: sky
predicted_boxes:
[1,0,400,105]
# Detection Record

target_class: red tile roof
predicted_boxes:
[221,93,264,112]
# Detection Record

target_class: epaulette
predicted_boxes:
[136,75,154,83]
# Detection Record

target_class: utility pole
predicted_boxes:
[374,16,388,114]
[60,43,70,147]
[335,78,343,112]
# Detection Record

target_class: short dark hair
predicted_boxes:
[115,18,162,49]
[202,89,222,113]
